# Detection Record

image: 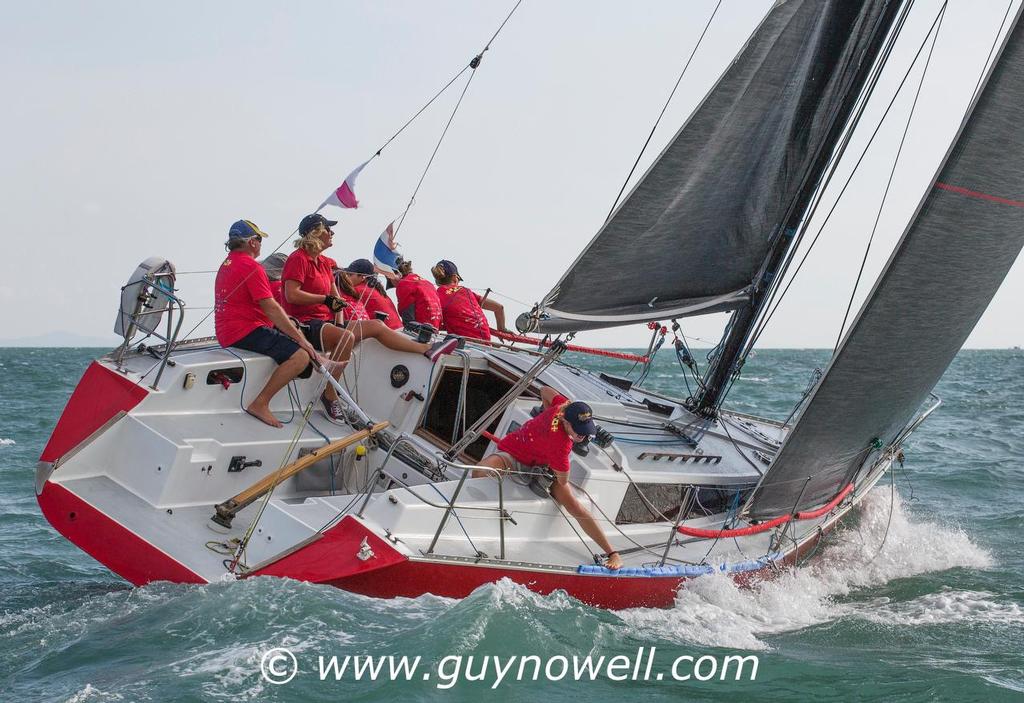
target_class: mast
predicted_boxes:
[694,0,909,415]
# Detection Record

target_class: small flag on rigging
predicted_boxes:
[372,221,402,272]
[321,160,368,210]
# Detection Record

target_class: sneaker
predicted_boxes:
[320,395,345,420]
[424,336,459,362]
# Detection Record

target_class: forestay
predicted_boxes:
[525,0,903,333]
[748,8,1024,518]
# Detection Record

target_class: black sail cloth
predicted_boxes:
[527,0,902,333]
[748,8,1024,518]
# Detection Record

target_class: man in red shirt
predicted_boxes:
[214,219,322,428]
[431,260,506,341]
[473,387,623,570]
[394,258,442,329]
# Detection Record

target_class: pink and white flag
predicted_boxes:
[321,160,369,210]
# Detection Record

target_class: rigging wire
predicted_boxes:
[394,0,525,236]
[604,0,723,223]
[158,3,525,351]
[832,2,947,353]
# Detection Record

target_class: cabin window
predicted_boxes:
[418,366,536,462]
[615,483,756,525]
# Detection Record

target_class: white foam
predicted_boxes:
[0,438,15,446]
[858,589,1023,627]
[62,684,124,702]
[616,488,994,650]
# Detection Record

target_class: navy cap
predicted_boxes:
[435,260,460,279]
[298,213,338,236]
[563,401,597,437]
[228,219,269,240]
[342,258,375,275]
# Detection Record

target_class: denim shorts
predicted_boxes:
[232,326,301,364]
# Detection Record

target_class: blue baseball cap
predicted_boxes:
[298,213,338,236]
[435,260,460,279]
[228,219,269,240]
[563,401,597,437]
[342,258,375,275]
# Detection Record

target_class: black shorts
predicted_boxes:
[232,326,301,364]
[293,318,343,352]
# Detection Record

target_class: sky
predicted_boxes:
[1,0,1021,348]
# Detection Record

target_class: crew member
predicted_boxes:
[281,213,355,420]
[334,262,459,361]
[473,387,623,570]
[214,219,322,428]
[346,259,403,329]
[431,259,506,341]
[394,258,442,329]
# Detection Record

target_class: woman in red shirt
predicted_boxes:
[430,260,506,341]
[284,216,458,418]
[473,387,622,570]
[344,258,403,329]
[281,214,357,419]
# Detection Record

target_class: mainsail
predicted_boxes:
[524,0,903,333]
[747,8,1024,518]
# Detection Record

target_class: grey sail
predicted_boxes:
[747,9,1024,519]
[525,0,903,334]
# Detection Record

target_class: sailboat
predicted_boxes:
[35,0,1024,609]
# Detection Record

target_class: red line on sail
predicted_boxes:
[935,181,1024,208]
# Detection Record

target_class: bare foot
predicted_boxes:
[606,551,623,570]
[245,403,283,428]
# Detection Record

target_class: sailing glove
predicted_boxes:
[323,295,347,313]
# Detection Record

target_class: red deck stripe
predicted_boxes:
[935,181,1024,208]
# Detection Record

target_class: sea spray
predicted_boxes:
[615,488,994,650]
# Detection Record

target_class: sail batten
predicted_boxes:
[747,8,1024,518]
[526,0,904,334]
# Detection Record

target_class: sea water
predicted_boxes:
[1,348,1022,701]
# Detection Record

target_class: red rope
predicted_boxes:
[676,483,855,539]
[488,329,650,363]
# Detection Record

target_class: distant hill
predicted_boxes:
[0,331,118,348]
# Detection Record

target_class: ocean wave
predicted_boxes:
[0,438,15,446]
[615,488,993,651]
[857,589,1023,627]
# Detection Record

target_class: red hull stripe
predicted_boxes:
[37,481,205,586]
[40,362,149,463]
[935,181,1024,208]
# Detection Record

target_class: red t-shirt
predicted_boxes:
[437,284,490,340]
[337,290,371,322]
[281,250,337,322]
[269,280,286,308]
[356,282,403,329]
[396,273,442,328]
[497,394,573,472]
[214,251,274,347]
